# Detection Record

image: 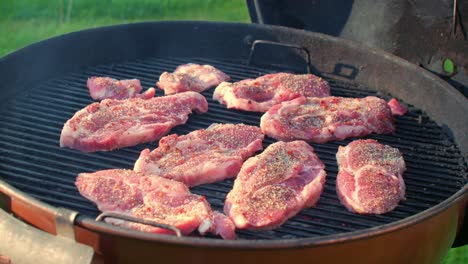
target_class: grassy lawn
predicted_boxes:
[0,1,466,263]
[0,0,250,56]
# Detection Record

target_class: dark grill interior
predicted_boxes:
[0,57,466,240]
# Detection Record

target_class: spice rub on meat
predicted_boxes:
[60,91,208,152]
[157,63,230,95]
[336,139,406,214]
[260,96,395,143]
[213,72,330,112]
[75,169,236,239]
[87,77,155,100]
[134,123,264,186]
[224,141,326,230]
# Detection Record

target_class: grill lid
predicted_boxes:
[0,56,465,241]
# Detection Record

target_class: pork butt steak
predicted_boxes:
[60,91,208,152]
[387,98,408,116]
[75,169,236,239]
[225,141,326,230]
[134,123,264,186]
[87,77,155,100]
[213,73,330,112]
[336,139,406,214]
[260,96,396,143]
[157,63,230,95]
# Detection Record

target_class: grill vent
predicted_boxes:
[0,57,466,240]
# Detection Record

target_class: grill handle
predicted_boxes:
[0,208,94,264]
[247,40,311,73]
[96,212,183,237]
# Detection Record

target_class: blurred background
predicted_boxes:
[0,0,466,263]
[0,0,249,56]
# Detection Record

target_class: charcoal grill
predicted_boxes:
[0,21,467,264]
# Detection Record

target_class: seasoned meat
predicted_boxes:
[336,139,406,214]
[87,77,155,100]
[213,73,330,112]
[260,96,395,143]
[157,63,230,95]
[387,98,407,116]
[75,169,235,239]
[225,141,326,230]
[60,91,208,152]
[134,123,264,186]
[199,211,237,240]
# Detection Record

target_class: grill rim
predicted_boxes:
[1,180,466,248]
[0,21,466,249]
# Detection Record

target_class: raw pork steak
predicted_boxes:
[336,139,406,214]
[87,77,155,100]
[225,141,326,230]
[60,91,208,152]
[213,73,330,112]
[260,96,395,143]
[134,123,264,186]
[387,98,407,116]
[75,169,236,239]
[157,63,230,95]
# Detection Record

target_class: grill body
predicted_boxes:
[0,22,466,263]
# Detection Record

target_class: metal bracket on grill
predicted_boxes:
[332,63,359,80]
[55,207,79,240]
[248,40,311,73]
[95,212,183,237]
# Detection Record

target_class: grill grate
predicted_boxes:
[0,57,466,240]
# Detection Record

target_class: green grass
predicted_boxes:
[443,245,468,264]
[0,0,249,56]
[0,1,467,263]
